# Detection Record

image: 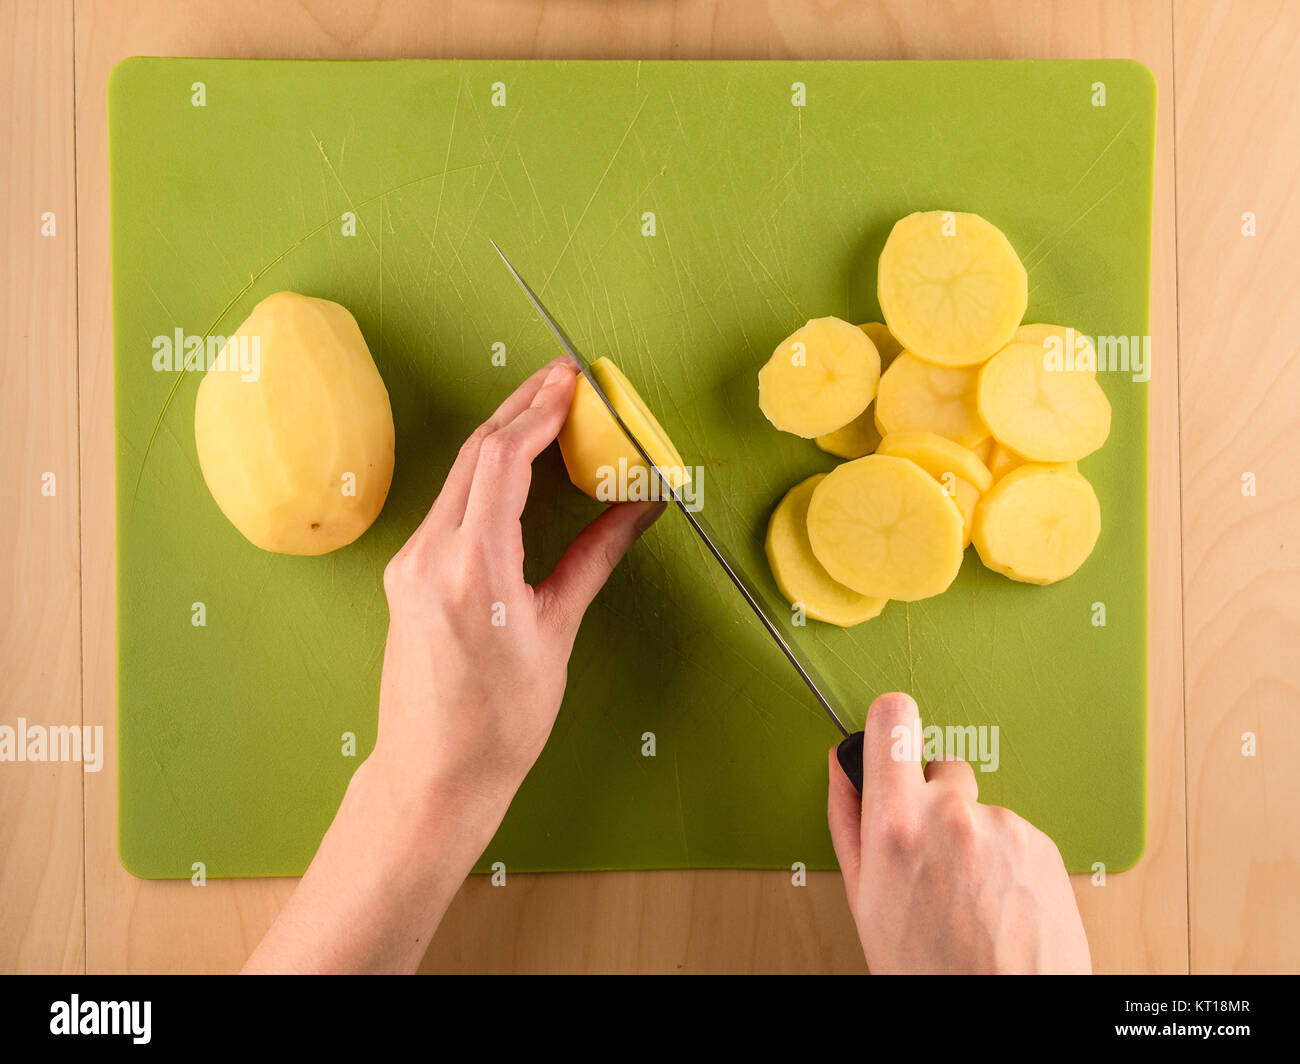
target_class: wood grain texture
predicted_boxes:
[64,0,1186,975]
[0,0,85,975]
[1174,0,1300,975]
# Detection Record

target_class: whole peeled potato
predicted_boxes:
[194,291,395,555]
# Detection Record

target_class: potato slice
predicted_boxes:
[878,210,1028,367]
[858,321,903,371]
[758,316,881,438]
[558,357,690,501]
[978,342,1112,461]
[876,430,993,493]
[986,439,1077,482]
[813,322,902,458]
[814,406,881,459]
[972,436,997,468]
[986,440,1026,482]
[875,352,991,448]
[766,475,887,626]
[971,464,1101,584]
[876,431,991,549]
[807,454,964,601]
[1013,323,1097,376]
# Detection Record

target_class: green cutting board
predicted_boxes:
[110,58,1153,878]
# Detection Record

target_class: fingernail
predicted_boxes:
[635,501,667,532]
[543,363,572,387]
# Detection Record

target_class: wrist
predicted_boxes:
[350,743,516,861]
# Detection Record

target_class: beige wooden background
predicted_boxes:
[1,0,1295,974]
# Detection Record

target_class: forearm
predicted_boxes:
[242,751,509,974]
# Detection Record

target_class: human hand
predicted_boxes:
[827,692,1091,974]
[374,357,664,823]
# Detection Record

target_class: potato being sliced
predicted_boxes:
[1013,323,1097,376]
[978,342,1112,462]
[876,430,993,493]
[758,316,881,438]
[558,356,690,501]
[875,352,991,449]
[807,454,964,601]
[878,210,1028,367]
[766,474,887,626]
[971,464,1101,584]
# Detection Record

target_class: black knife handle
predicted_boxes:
[836,730,865,793]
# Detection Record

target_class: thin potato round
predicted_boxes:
[876,430,993,493]
[858,321,903,372]
[978,342,1111,461]
[807,454,964,602]
[765,475,887,626]
[1013,323,1097,376]
[972,436,997,468]
[971,464,1101,584]
[875,352,991,449]
[758,316,880,438]
[878,211,1027,367]
[986,440,1077,482]
[815,405,881,459]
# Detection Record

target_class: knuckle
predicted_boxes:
[935,791,977,840]
[872,805,917,855]
[477,431,518,468]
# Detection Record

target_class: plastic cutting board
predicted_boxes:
[109,58,1154,877]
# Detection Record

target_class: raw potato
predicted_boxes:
[876,431,992,548]
[766,475,887,626]
[194,291,394,555]
[1013,323,1097,376]
[814,323,901,459]
[972,436,997,468]
[558,357,690,501]
[815,407,881,459]
[875,352,991,448]
[858,321,904,372]
[978,342,1112,461]
[758,317,881,438]
[875,430,993,493]
[986,440,1026,482]
[971,464,1101,584]
[986,440,1078,482]
[878,211,1028,367]
[807,455,964,601]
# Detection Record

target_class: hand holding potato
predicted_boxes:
[244,359,663,973]
[828,692,1091,974]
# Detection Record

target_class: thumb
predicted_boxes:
[827,746,863,917]
[535,500,666,639]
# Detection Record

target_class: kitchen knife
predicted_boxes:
[491,239,866,791]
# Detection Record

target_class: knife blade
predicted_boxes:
[491,239,866,790]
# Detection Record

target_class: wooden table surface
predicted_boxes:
[2,0,1296,975]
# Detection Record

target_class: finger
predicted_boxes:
[420,358,569,536]
[461,363,576,541]
[862,691,924,809]
[535,500,665,640]
[923,755,979,802]
[827,747,863,916]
